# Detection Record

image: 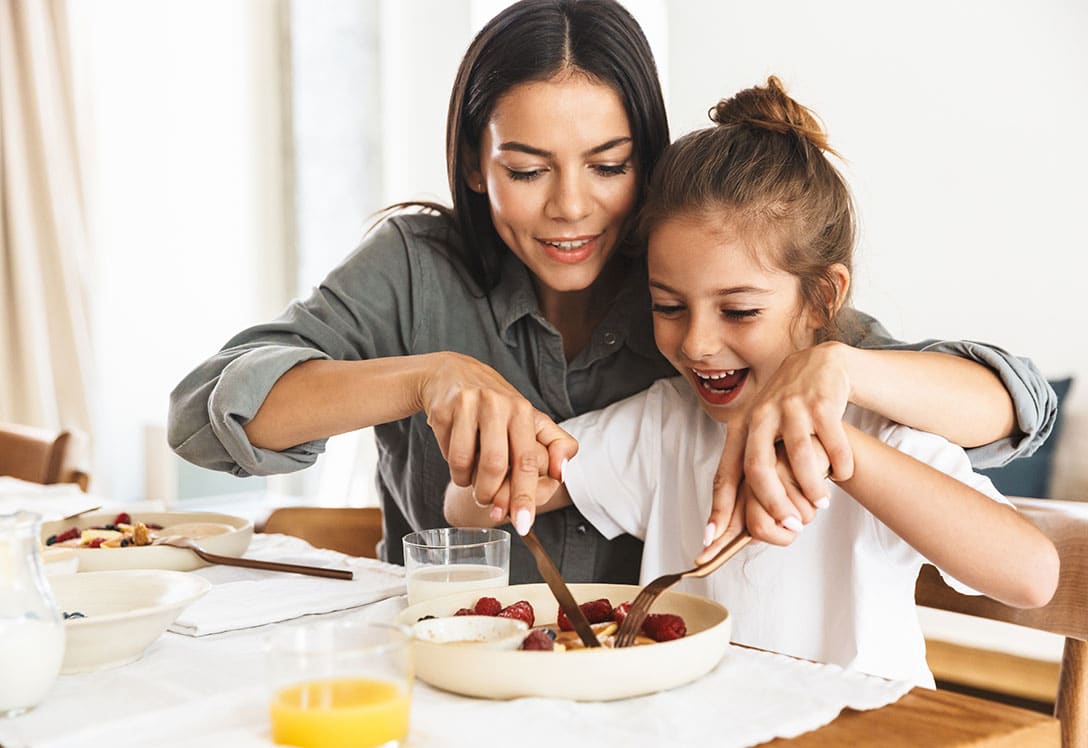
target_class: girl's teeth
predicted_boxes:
[693,369,737,380]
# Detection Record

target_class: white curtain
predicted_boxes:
[0,0,93,439]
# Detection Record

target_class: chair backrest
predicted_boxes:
[0,422,89,491]
[261,506,384,559]
[915,496,1088,747]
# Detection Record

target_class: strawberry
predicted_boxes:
[496,600,535,627]
[520,629,554,651]
[641,613,686,642]
[473,596,502,616]
[556,598,613,630]
[612,601,631,624]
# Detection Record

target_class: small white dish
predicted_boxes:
[412,614,528,650]
[49,569,212,673]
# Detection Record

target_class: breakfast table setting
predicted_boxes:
[0,480,1059,748]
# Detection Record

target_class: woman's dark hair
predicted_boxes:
[639,76,857,341]
[399,0,669,291]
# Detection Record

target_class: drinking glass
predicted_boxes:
[402,528,510,606]
[267,621,412,748]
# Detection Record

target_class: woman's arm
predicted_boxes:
[706,340,1024,551]
[836,422,1058,608]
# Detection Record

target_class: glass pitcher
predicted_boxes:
[0,511,65,718]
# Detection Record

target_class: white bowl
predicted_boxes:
[398,583,731,701]
[412,614,528,650]
[40,511,253,572]
[49,569,212,673]
[41,547,79,576]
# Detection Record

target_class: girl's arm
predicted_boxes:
[708,341,1021,549]
[444,478,571,534]
[835,421,1058,608]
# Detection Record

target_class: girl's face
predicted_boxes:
[648,212,819,423]
[469,73,638,295]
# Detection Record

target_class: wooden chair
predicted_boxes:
[0,421,89,491]
[261,506,384,559]
[915,496,1088,747]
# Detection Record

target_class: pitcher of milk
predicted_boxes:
[0,511,65,718]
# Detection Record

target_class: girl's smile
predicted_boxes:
[648,211,820,422]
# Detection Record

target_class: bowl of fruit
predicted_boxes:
[397,583,731,701]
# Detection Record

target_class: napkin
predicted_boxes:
[168,537,406,636]
[408,644,914,748]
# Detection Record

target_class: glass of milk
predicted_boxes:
[402,528,509,606]
[1,511,65,718]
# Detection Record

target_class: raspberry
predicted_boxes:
[473,597,502,616]
[496,600,535,627]
[87,537,105,548]
[113,512,132,526]
[641,613,686,642]
[53,527,80,544]
[453,608,475,616]
[557,598,613,631]
[612,601,631,624]
[520,629,554,651]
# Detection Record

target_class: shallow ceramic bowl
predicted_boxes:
[40,511,253,572]
[397,583,731,701]
[49,569,211,673]
[412,614,528,650]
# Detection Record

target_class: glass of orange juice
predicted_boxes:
[267,621,412,748]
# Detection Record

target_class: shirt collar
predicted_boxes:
[489,252,659,360]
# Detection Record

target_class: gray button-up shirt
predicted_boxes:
[168,213,1056,583]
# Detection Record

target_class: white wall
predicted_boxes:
[664,1,1088,496]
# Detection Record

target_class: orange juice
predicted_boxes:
[270,677,410,748]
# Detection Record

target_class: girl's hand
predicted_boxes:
[421,352,577,512]
[705,342,854,546]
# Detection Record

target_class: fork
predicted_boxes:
[613,530,751,647]
[152,535,353,580]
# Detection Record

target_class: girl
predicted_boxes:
[445,76,1059,685]
[168,0,1053,586]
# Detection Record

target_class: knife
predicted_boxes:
[521,529,601,648]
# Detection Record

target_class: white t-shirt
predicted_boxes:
[561,377,1010,686]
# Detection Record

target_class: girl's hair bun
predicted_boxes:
[709,75,836,156]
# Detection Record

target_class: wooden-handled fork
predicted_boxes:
[613,531,751,647]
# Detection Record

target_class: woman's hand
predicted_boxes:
[704,342,852,549]
[420,352,578,517]
[698,436,829,560]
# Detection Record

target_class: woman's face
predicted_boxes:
[648,212,819,423]
[470,73,639,294]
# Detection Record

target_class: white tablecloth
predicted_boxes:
[0,535,912,748]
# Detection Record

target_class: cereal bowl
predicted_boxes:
[49,569,212,673]
[397,583,731,701]
[41,511,252,572]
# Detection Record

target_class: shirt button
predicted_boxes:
[576,523,588,535]
[603,332,617,346]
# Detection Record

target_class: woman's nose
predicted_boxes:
[546,171,591,222]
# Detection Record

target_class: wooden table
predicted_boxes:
[774,686,1059,746]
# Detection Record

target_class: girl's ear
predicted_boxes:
[827,263,851,316]
[803,262,852,332]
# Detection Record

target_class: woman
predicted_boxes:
[168,0,1054,584]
